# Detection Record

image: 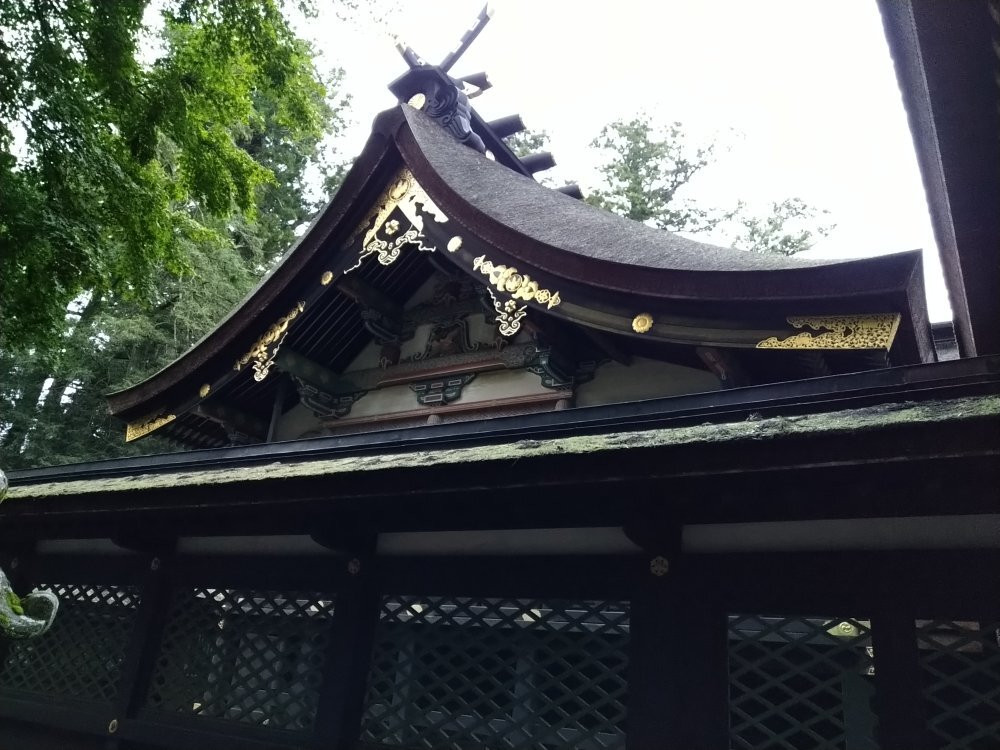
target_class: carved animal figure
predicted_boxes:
[0,566,58,639]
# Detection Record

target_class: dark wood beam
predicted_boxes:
[275,349,348,391]
[696,347,750,388]
[879,0,1000,356]
[335,275,402,319]
[581,327,632,366]
[193,401,267,442]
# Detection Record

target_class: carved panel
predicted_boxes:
[410,374,476,406]
[125,412,175,442]
[346,170,449,273]
[293,376,367,419]
[756,314,901,350]
[234,302,306,382]
[471,255,562,337]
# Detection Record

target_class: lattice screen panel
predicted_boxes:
[143,587,336,733]
[0,583,141,703]
[728,614,877,750]
[917,619,1000,750]
[360,595,629,750]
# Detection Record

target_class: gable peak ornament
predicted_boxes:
[388,6,497,153]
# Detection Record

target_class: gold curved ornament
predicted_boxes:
[198,383,211,398]
[486,289,528,337]
[472,255,563,337]
[346,169,449,273]
[320,271,334,286]
[447,236,463,253]
[632,313,654,334]
[408,92,426,110]
[125,413,176,442]
[756,314,901,351]
[234,301,306,381]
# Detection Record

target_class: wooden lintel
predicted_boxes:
[193,401,267,440]
[696,347,750,388]
[275,349,348,391]
[580,327,632,366]
[336,274,403,318]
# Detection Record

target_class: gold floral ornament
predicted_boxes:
[346,169,449,273]
[125,412,176,442]
[234,301,306,382]
[472,255,562,337]
[756,314,901,350]
[632,313,654,334]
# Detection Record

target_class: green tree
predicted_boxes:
[503,129,551,159]
[0,0,350,469]
[586,115,831,254]
[0,0,341,352]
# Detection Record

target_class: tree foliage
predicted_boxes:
[0,0,349,470]
[0,0,341,352]
[586,115,832,254]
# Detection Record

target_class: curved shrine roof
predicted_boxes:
[106,102,933,446]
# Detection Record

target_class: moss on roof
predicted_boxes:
[6,394,999,502]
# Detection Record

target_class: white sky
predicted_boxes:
[304,0,951,321]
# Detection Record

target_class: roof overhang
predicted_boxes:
[105,102,935,446]
[879,0,1000,356]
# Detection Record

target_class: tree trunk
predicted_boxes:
[0,292,103,468]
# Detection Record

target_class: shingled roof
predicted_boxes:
[105,92,933,448]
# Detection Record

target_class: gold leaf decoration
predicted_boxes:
[756,314,901,350]
[125,413,176,442]
[632,313,654,334]
[486,289,528,337]
[471,255,563,337]
[234,301,306,381]
[346,169,449,273]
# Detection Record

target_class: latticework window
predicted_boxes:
[917,619,1000,749]
[728,614,877,750]
[360,595,630,750]
[142,587,336,732]
[0,582,141,703]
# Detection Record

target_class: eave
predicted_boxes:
[879,0,1000,356]
[7,356,1000,536]
[105,104,934,447]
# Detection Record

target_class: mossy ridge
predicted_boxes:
[6,394,1000,502]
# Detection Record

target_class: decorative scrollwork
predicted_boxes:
[234,301,306,381]
[472,255,562,337]
[472,255,561,308]
[486,288,528,337]
[756,314,901,351]
[346,170,449,273]
[125,412,176,442]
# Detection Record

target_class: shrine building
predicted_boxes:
[1,4,998,748]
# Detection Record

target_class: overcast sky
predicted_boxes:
[304,0,950,321]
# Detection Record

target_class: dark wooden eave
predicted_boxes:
[397,106,930,361]
[106,104,934,446]
[879,0,1000,357]
[12,356,1000,531]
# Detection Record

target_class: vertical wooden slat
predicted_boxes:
[870,604,929,749]
[114,552,175,724]
[312,552,381,750]
[676,565,729,750]
[626,561,679,750]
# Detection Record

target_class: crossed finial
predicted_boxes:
[394,4,494,74]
